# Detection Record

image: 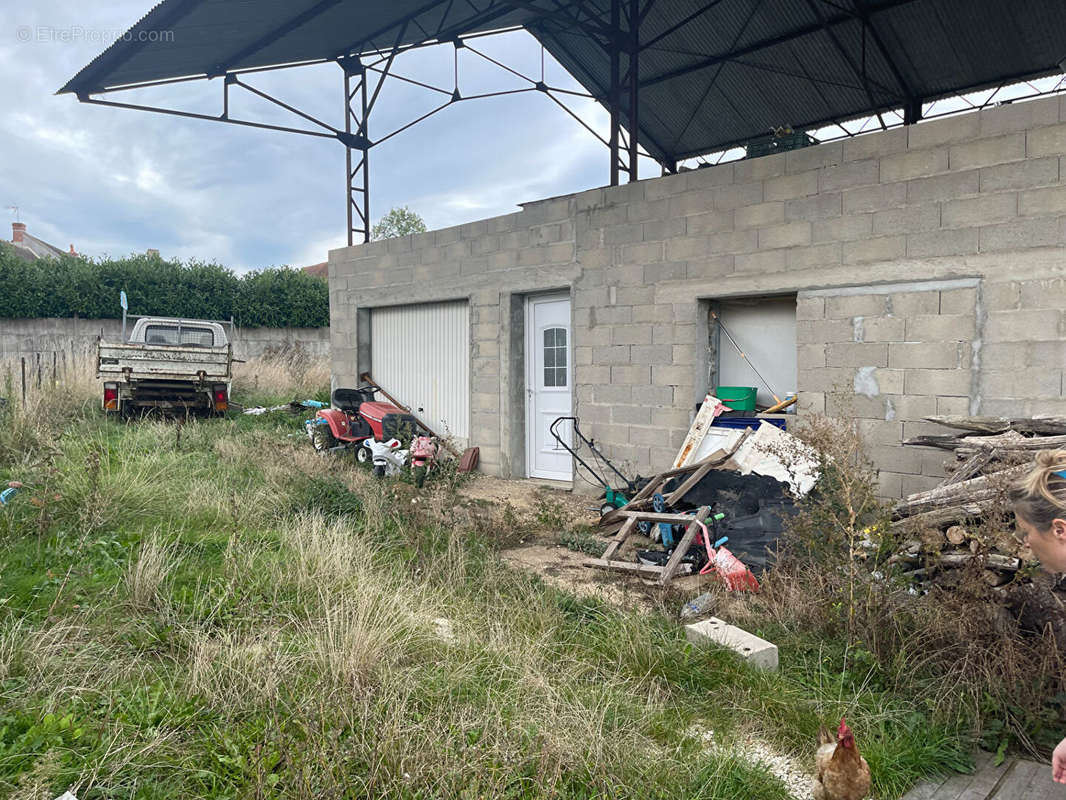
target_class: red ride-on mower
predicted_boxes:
[308,387,420,465]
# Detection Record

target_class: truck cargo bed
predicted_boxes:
[97,342,232,382]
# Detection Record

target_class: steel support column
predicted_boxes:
[627,0,639,179]
[341,57,371,246]
[607,0,640,184]
[609,0,621,185]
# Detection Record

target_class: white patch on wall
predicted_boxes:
[854,366,880,398]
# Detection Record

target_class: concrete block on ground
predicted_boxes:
[685,618,778,671]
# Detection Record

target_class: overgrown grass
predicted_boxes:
[0,358,982,798]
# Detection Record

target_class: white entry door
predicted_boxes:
[526,294,573,481]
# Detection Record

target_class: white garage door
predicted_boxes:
[370,301,469,440]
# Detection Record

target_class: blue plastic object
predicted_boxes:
[712,416,787,431]
[651,493,674,546]
[0,487,17,506]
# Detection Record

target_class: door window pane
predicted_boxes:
[543,327,567,387]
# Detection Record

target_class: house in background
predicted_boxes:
[6,222,75,261]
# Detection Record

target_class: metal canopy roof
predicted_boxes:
[61,0,1066,164]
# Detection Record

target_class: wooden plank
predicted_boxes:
[601,517,637,561]
[659,506,710,584]
[937,450,996,488]
[666,459,717,506]
[991,760,1041,799]
[582,558,693,577]
[672,394,725,468]
[954,756,1014,799]
[620,511,697,523]
[665,429,752,506]
[901,776,950,800]
[628,455,718,505]
[924,415,1066,436]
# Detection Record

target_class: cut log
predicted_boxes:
[923,415,1066,436]
[920,527,946,550]
[892,465,1027,517]
[888,500,998,533]
[938,450,996,488]
[937,552,1020,571]
[904,430,1029,451]
[983,570,1012,588]
[952,433,1066,453]
[945,525,968,546]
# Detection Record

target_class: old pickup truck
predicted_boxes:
[97,316,233,416]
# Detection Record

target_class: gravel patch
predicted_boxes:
[689,726,812,799]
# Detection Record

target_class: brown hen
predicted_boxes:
[812,718,871,800]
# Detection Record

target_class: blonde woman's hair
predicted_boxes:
[1010,449,1066,529]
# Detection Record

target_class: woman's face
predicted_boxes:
[1014,513,1066,572]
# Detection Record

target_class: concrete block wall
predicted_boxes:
[329,94,1066,495]
[0,317,330,361]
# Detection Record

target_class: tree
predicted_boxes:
[371,206,427,241]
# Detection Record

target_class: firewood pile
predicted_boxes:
[886,415,1066,642]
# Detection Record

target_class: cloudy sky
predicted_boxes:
[2,1,639,270]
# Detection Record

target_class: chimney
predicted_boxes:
[11,222,25,244]
[69,244,76,255]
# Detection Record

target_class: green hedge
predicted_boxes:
[0,247,329,328]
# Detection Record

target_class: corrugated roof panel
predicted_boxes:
[63,0,1066,163]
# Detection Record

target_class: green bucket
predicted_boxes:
[716,385,757,411]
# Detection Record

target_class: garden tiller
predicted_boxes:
[549,416,641,517]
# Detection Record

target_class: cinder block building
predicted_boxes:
[328,94,1066,498]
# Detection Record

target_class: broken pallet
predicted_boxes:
[585,506,711,584]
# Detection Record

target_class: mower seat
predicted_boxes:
[331,387,375,413]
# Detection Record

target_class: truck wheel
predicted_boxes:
[311,425,337,452]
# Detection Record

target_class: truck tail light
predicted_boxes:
[212,384,228,412]
[103,383,118,411]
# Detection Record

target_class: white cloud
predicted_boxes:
[2,1,627,271]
